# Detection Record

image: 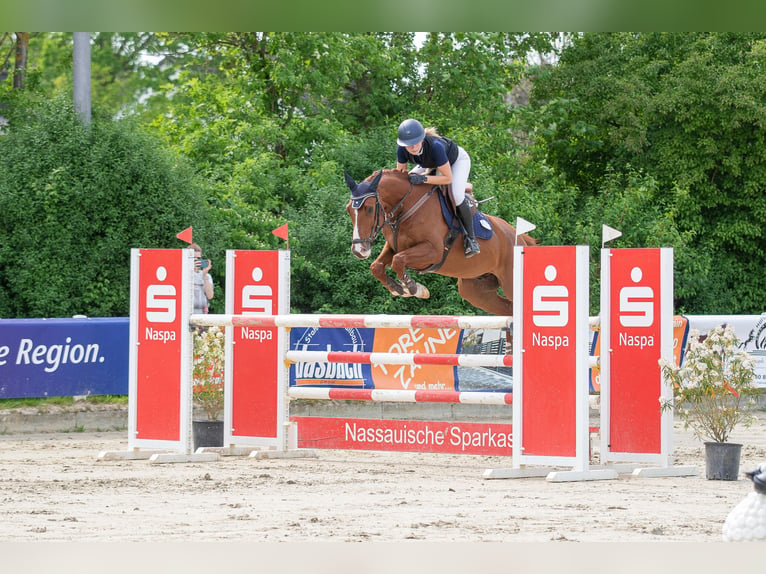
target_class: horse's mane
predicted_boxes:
[365,169,407,182]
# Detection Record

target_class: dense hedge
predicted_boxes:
[0,96,216,317]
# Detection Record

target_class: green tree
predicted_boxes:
[4,33,184,119]
[5,31,666,318]
[530,32,766,313]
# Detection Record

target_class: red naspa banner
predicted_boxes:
[230,250,282,439]
[608,248,666,454]
[135,249,184,441]
[520,246,579,458]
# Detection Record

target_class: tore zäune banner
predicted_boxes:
[288,326,514,393]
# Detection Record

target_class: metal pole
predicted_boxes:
[73,32,91,126]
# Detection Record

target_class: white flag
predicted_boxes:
[516,217,536,237]
[602,224,622,246]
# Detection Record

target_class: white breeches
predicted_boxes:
[411,146,471,205]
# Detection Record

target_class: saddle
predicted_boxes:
[437,185,493,241]
[419,185,493,274]
[420,168,493,239]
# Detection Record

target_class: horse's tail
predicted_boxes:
[518,232,538,246]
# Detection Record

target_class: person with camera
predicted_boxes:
[191,243,214,314]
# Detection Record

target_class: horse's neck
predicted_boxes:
[381,178,430,212]
[378,179,409,211]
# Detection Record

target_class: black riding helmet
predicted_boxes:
[397,118,425,147]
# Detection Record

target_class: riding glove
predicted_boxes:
[408,173,428,185]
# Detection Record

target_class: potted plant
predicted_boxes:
[192,326,225,449]
[659,324,758,480]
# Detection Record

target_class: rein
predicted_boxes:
[352,182,438,252]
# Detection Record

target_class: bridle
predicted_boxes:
[350,191,384,247]
[350,173,437,252]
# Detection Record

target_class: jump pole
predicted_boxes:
[188,249,530,459]
[109,245,693,477]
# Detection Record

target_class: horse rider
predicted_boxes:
[395,118,480,258]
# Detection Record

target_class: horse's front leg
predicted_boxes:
[390,243,441,299]
[370,242,406,296]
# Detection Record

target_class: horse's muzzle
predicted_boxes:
[351,241,371,259]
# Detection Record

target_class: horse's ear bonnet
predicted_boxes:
[347,170,382,209]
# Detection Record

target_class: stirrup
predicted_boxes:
[464,237,480,258]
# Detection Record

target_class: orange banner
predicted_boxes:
[370,328,460,391]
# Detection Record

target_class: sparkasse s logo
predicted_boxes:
[241,266,274,315]
[146,266,176,323]
[239,265,275,343]
[619,266,654,327]
[532,264,568,327]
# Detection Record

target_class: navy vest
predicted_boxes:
[402,134,459,168]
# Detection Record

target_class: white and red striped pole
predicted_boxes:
[192,313,513,330]
[283,350,597,368]
[287,387,513,405]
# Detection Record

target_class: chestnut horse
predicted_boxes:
[344,169,536,316]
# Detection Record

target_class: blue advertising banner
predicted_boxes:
[0,317,129,398]
[290,327,375,388]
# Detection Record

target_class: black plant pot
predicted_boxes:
[704,442,742,480]
[193,419,224,450]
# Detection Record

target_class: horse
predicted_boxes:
[344,169,536,316]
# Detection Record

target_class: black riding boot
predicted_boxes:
[456,200,480,258]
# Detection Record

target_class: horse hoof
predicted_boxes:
[418,285,430,299]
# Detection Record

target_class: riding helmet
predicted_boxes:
[397,118,426,147]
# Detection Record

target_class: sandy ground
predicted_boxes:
[1,413,765,544]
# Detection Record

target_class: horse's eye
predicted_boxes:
[366,206,374,215]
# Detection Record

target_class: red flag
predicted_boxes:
[272,223,289,247]
[176,226,193,244]
[724,382,739,397]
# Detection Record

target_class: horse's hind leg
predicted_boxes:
[458,275,513,316]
